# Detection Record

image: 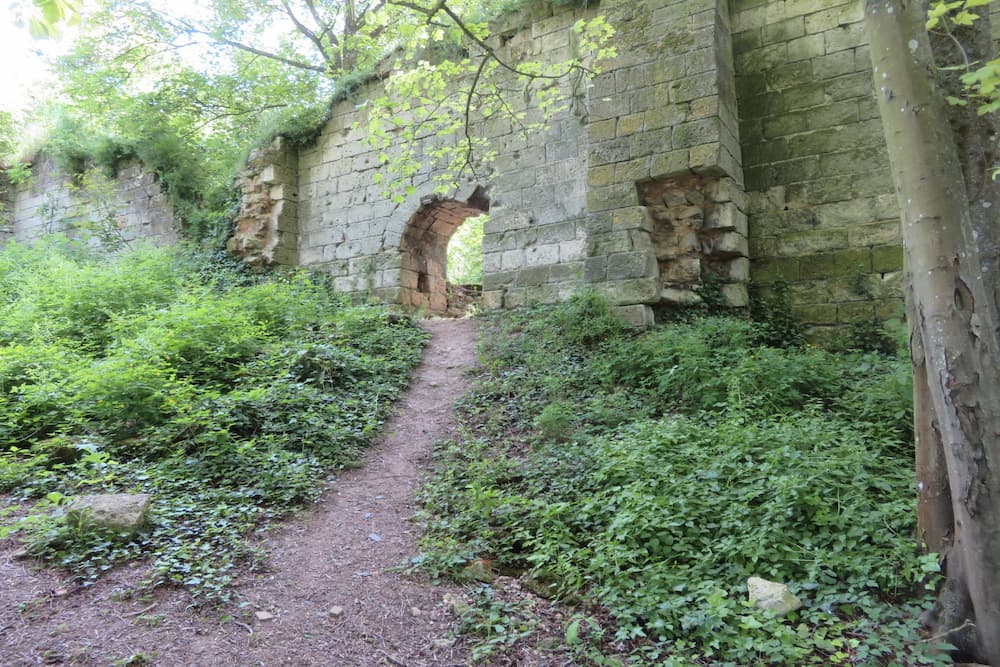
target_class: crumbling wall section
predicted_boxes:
[2,156,177,248]
[581,0,747,324]
[228,137,299,266]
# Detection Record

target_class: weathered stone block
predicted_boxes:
[722,283,749,308]
[597,277,660,304]
[614,304,655,328]
[607,251,657,281]
[663,256,702,283]
[837,301,876,322]
[773,229,849,256]
[650,150,692,178]
[705,202,748,234]
[793,303,838,325]
[481,290,505,310]
[704,231,749,257]
[66,494,151,534]
[871,245,903,273]
[848,222,901,247]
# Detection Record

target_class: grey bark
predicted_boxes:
[865,1,1000,663]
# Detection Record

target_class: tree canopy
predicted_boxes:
[8,0,609,239]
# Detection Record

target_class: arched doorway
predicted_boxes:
[399,187,489,314]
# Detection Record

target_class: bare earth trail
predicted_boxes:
[1,318,479,666]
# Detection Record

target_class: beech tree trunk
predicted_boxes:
[865,1,1000,664]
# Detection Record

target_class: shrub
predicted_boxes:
[0,242,427,602]
[418,293,940,665]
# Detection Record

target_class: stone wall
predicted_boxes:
[233,0,750,324]
[731,0,903,334]
[1,156,177,249]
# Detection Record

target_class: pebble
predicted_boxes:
[409,607,422,617]
[329,606,344,617]
[368,533,382,542]
[254,611,274,621]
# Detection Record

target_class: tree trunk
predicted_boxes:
[865,1,1000,664]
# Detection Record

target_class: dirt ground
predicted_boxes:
[0,318,496,667]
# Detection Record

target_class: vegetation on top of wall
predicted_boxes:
[416,293,940,665]
[0,238,427,602]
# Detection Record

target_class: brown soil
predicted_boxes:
[0,318,485,667]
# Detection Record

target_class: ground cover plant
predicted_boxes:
[0,238,427,602]
[417,293,944,665]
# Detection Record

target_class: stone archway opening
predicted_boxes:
[399,187,490,314]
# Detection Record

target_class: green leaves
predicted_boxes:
[27,0,81,38]
[417,297,942,664]
[927,0,1000,117]
[0,243,426,601]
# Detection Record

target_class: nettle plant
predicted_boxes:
[927,1,1000,115]
[0,241,427,602]
[417,295,943,665]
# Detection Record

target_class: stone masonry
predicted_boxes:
[0,156,177,249]
[12,0,980,330]
[232,0,750,325]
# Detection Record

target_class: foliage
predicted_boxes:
[927,0,1000,115]
[447,214,485,284]
[0,240,427,602]
[749,279,805,348]
[363,8,615,198]
[417,294,940,665]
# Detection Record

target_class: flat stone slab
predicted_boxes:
[65,493,152,533]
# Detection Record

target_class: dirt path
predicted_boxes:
[1,318,478,667]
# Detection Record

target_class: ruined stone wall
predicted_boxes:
[235,0,749,324]
[2,157,177,248]
[731,0,904,334]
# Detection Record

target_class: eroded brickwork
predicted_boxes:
[229,137,299,266]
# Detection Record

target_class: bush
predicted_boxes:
[418,294,941,665]
[0,242,427,602]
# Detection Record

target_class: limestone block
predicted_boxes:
[549,260,584,282]
[614,304,655,328]
[504,288,527,308]
[515,266,550,287]
[612,206,654,232]
[483,270,516,290]
[525,244,560,267]
[607,251,658,281]
[596,277,660,304]
[483,252,503,273]
[747,577,802,616]
[704,231,749,258]
[650,149,691,178]
[501,249,525,270]
[536,221,578,244]
[481,290,505,310]
[66,494,151,534]
[663,256,702,284]
[705,202,749,234]
[722,283,749,308]
[559,239,586,262]
[586,184,641,212]
[728,257,751,282]
[661,287,703,305]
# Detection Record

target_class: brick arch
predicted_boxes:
[399,188,489,313]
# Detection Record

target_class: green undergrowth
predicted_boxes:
[417,293,945,666]
[0,238,427,602]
